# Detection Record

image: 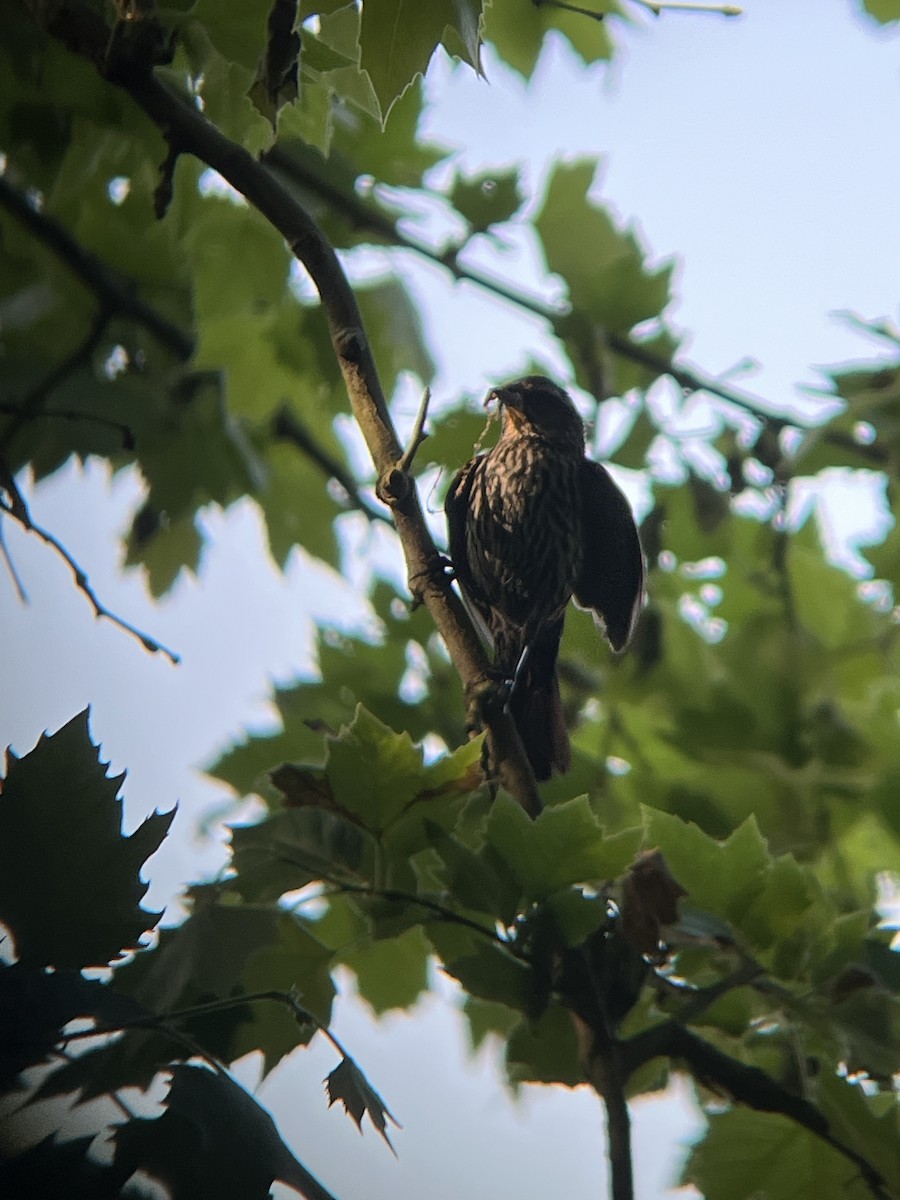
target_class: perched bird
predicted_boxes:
[445,376,645,781]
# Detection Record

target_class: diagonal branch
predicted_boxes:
[27,0,541,815]
[621,1020,891,1200]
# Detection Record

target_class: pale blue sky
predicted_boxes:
[2,2,899,1196]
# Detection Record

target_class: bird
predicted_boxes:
[444,375,645,781]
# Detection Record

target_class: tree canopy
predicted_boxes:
[2,1,900,1198]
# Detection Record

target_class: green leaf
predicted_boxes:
[325,1056,400,1152]
[506,1004,581,1087]
[190,1,273,73]
[124,508,203,598]
[683,1108,870,1200]
[450,168,523,232]
[433,932,537,1014]
[340,925,431,1013]
[818,1072,900,1193]
[187,199,291,322]
[229,807,377,899]
[0,712,174,969]
[536,160,673,332]
[229,912,336,1074]
[257,441,343,570]
[485,0,617,79]
[426,823,520,923]
[486,793,642,901]
[357,275,435,394]
[787,520,874,651]
[863,0,900,22]
[359,0,484,121]
[642,809,770,928]
[462,995,521,1050]
[424,406,493,474]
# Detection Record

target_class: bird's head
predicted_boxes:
[488,376,586,450]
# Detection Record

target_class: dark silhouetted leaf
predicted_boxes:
[0,711,174,969]
[325,1055,399,1153]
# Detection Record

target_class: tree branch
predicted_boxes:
[621,1020,892,1200]
[25,0,541,814]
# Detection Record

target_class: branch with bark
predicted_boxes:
[23,0,541,815]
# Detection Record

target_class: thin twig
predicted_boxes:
[534,0,606,21]
[396,387,432,474]
[0,521,29,602]
[337,881,513,949]
[635,0,742,14]
[58,988,349,1062]
[0,481,180,664]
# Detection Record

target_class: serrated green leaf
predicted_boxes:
[359,0,483,121]
[230,912,336,1074]
[536,160,672,333]
[230,807,377,899]
[0,712,174,969]
[326,706,428,830]
[506,1003,581,1086]
[485,0,617,79]
[683,1108,868,1200]
[642,808,770,928]
[450,168,523,232]
[325,1055,400,1151]
[462,995,521,1050]
[486,793,642,901]
[340,925,431,1012]
[124,508,203,598]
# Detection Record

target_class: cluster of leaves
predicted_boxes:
[0,712,401,1198]
[3,679,900,1198]
[3,1,900,1198]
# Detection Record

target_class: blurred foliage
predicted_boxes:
[2,2,900,1199]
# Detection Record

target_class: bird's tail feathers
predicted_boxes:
[508,629,570,781]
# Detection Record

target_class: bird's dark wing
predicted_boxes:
[574,459,645,652]
[444,458,478,593]
[444,457,495,646]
